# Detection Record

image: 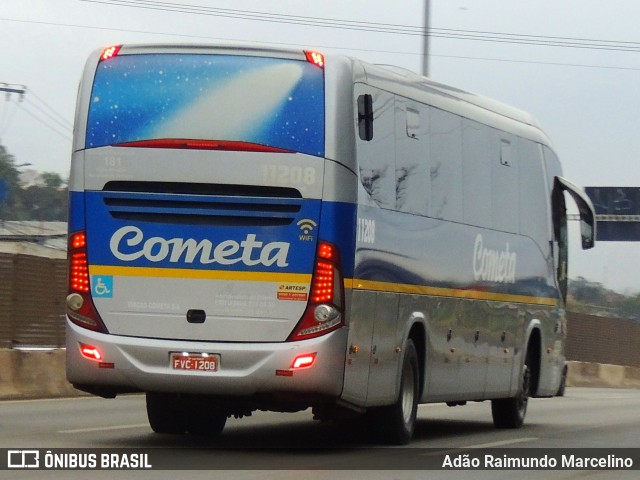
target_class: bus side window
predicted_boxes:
[357,90,395,209]
[358,94,374,141]
[395,100,430,215]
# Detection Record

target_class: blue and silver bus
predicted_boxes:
[66,44,595,444]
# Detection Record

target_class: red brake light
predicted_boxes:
[287,241,344,342]
[67,231,108,333]
[305,50,325,68]
[70,233,89,293]
[72,232,86,249]
[114,138,292,153]
[100,45,121,62]
[311,261,334,303]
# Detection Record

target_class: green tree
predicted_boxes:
[0,144,20,220]
[18,174,68,221]
[1,144,68,221]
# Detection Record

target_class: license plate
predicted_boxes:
[171,353,220,372]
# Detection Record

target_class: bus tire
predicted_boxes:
[491,356,531,429]
[556,364,568,397]
[146,392,186,434]
[373,339,419,445]
[184,407,227,437]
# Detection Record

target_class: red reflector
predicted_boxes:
[291,353,317,369]
[100,45,121,61]
[80,344,103,361]
[305,50,325,68]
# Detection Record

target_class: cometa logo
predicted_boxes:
[472,234,517,284]
[109,226,290,267]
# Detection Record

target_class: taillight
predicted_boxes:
[69,232,89,293]
[99,45,121,62]
[66,231,108,333]
[287,241,344,341]
[304,50,325,68]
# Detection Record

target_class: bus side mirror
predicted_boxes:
[358,94,373,141]
[554,176,596,250]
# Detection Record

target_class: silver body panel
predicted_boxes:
[66,43,591,413]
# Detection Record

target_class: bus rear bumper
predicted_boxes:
[65,319,347,402]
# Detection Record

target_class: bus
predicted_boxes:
[66,43,595,445]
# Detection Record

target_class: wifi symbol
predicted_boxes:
[297,219,317,235]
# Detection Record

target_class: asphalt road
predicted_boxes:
[1,387,639,479]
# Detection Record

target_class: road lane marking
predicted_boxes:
[420,437,539,456]
[59,423,149,434]
[460,437,539,448]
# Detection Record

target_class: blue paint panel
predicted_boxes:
[84,191,322,274]
[318,201,357,277]
[68,191,85,233]
[355,205,559,300]
[86,54,325,157]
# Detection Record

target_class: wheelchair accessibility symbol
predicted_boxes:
[91,275,113,298]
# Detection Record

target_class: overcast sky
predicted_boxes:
[1,0,639,294]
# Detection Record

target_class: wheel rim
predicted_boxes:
[517,365,531,416]
[401,360,416,426]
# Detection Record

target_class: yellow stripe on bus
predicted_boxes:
[348,278,558,306]
[89,266,557,306]
[89,265,311,283]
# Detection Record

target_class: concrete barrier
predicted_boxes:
[1,350,639,400]
[0,349,82,400]
[566,361,640,389]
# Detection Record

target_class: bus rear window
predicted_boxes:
[86,54,325,157]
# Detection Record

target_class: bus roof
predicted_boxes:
[354,61,551,145]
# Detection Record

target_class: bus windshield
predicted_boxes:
[86,53,325,157]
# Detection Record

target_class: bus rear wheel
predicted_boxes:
[491,360,531,429]
[146,392,186,434]
[146,393,227,437]
[372,339,419,445]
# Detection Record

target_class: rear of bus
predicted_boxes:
[66,45,355,417]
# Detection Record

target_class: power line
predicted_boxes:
[24,96,72,133]
[0,84,72,141]
[79,0,640,53]
[16,102,72,142]
[1,16,639,72]
[27,89,73,130]
[432,53,640,72]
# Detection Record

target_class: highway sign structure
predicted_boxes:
[585,187,640,241]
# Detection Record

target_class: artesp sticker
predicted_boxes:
[277,283,309,301]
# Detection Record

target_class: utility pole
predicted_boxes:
[1,84,26,98]
[421,0,431,77]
